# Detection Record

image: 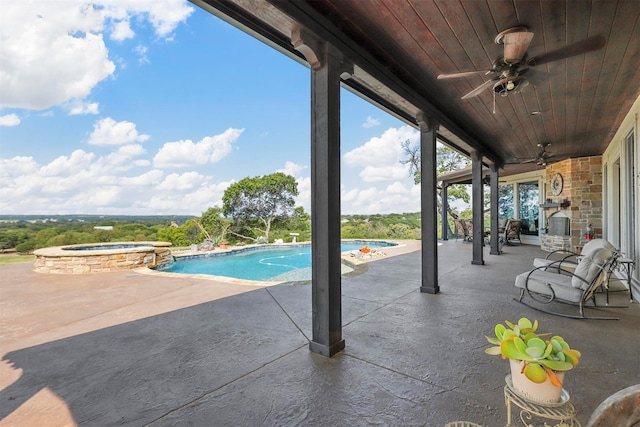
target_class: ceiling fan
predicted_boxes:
[438,27,606,100]
[514,142,554,166]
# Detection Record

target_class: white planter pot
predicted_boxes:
[509,359,566,404]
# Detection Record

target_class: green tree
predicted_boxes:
[200,206,231,242]
[223,172,299,242]
[0,229,29,251]
[157,226,189,247]
[401,140,471,236]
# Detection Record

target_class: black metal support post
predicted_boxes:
[471,151,484,265]
[442,183,449,241]
[293,29,346,357]
[418,113,439,294]
[490,164,501,255]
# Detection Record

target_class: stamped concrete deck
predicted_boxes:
[1,241,638,426]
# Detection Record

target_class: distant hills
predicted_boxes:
[0,214,197,223]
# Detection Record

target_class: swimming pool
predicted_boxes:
[158,241,396,281]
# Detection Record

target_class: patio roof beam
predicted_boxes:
[265,0,501,166]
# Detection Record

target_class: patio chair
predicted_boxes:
[533,238,616,273]
[464,220,473,242]
[502,219,522,245]
[454,219,471,242]
[514,246,620,319]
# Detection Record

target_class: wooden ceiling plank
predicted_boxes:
[505,0,547,157]
[578,0,617,143]
[245,0,639,171]
[590,2,640,148]
[563,1,591,150]
[486,0,519,34]
[406,0,491,103]
[432,0,496,70]
[538,0,567,155]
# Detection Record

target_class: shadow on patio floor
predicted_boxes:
[1,241,638,426]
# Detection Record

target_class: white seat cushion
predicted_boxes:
[515,270,584,303]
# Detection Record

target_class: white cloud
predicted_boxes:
[157,171,206,191]
[344,125,418,183]
[145,180,233,214]
[0,146,232,215]
[0,114,20,126]
[0,157,39,189]
[105,0,195,38]
[362,116,380,128]
[276,161,310,212]
[40,150,96,176]
[117,144,146,156]
[120,169,164,187]
[111,19,135,41]
[153,128,244,168]
[0,2,114,110]
[88,117,150,146]
[67,100,100,115]
[294,176,311,213]
[0,1,193,111]
[134,44,150,64]
[277,161,307,177]
[341,182,421,215]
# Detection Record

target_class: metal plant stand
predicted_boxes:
[504,376,581,427]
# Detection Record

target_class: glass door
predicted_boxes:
[518,181,540,237]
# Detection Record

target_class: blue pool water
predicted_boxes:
[159,241,396,281]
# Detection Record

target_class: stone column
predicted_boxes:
[417,113,439,294]
[292,28,349,357]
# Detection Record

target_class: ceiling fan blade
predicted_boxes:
[437,70,492,79]
[460,79,497,99]
[527,35,606,66]
[520,158,538,164]
[518,67,551,86]
[503,31,534,64]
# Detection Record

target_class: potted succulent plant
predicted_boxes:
[485,317,581,403]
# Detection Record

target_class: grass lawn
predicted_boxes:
[0,254,34,266]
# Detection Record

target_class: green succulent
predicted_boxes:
[485,317,581,386]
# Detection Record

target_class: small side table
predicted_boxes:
[504,375,581,427]
[606,258,636,304]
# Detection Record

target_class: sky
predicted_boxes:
[0,0,426,216]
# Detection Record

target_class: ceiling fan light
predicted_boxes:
[493,76,529,96]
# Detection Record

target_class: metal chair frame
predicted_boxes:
[515,250,624,320]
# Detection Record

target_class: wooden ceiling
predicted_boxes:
[196,0,640,175]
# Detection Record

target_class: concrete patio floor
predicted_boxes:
[1,241,638,426]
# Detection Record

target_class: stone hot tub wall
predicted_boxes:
[542,156,603,251]
[33,241,173,274]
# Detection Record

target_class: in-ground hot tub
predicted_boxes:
[33,241,173,274]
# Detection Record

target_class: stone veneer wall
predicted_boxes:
[34,242,173,274]
[543,156,603,250]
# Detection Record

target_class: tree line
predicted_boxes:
[3,141,478,254]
